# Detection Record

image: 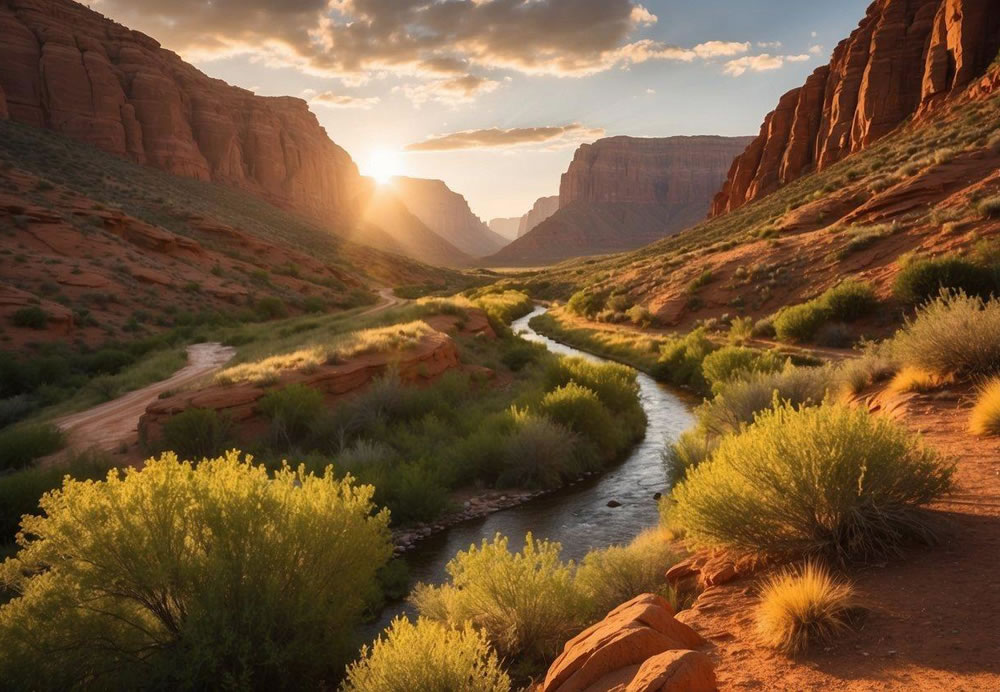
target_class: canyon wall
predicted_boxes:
[389,177,507,257]
[0,0,363,223]
[712,0,1000,216]
[486,136,752,266]
[560,136,753,209]
[488,216,521,241]
[517,195,560,237]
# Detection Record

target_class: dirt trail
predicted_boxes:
[53,343,236,454]
[52,287,406,455]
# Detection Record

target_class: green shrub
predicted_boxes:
[701,346,786,393]
[500,341,541,371]
[344,618,511,692]
[656,328,717,392]
[567,289,607,318]
[545,357,642,416]
[671,402,953,561]
[0,452,392,689]
[473,290,533,325]
[893,256,997,305]
[0,424,65,471]
[695,366,832,438]
[254,296,288,319]
[821,280,878,321]
[412,533,584,666]
[258,383,325,447]
[158,407,232,460]
[893,291,1000,377]
[499,413,588,488]
[574,528,679,620]
[662,430,718,488]
[538,383,619,455]
[774,302,831,343]
[10,306,48,329]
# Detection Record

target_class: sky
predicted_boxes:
[92,0,871,221]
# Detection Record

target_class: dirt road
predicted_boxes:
[53,342,236,453]
[52,287,406,455]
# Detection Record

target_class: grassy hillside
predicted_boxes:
[518,73,1000,338]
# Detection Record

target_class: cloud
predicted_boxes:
[723,53,810,77]
[809,44,824,55]
[307,90,381,109]
[692,41,751,58]
[757,41,782,49]
[405,123,605,152]
[645,88,656,95]
[395,75,502,106]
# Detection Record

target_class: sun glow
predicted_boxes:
[365,149,404,185]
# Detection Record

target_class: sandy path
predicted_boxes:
[52,288,405,455]
[53,342,236,453]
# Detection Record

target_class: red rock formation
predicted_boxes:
[140,326,466,446]
[487,137,751,266]
[541,593,716,692]
[0,81,7,119]
[389,176,507,257]
[488,216,521,241]
[517,195,560,237]
[0,0,362,222]
[712,0,1000,216]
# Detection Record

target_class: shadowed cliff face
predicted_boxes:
[0,0,364,224]
[712,0,1000,216]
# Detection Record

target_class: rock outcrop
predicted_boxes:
[541,593,716,692]
[486,137,751,266]
[488,216,521,241]
[518,195,560,237]
[0,0,363,223]
[140,322,473,446]
[389,176,508,257]
[712,0,1000,216]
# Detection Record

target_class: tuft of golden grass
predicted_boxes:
[969,377,1000,436]
[215,321,436,386]
[888,366,951,394]
[756,561,856,655]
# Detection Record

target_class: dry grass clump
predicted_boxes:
[969,377,1000,436]
[756,561,857,655]
[836,341,898,396]
[893,292,1000,378]
[215,321,435,385]
[888,366,952,394]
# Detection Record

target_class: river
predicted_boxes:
[373,306,695,629]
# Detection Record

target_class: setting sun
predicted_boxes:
[365,148,403,184]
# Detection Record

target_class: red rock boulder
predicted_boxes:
[541,593,716,692]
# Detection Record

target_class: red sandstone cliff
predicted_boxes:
[712,0,1000,216]
[0,0,363,223]
[389,177,508,257]
[517,195,560,237]
[486,136,752,266]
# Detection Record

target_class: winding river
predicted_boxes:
[373,306,695,630]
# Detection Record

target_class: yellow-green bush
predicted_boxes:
[538,383,620,455]
[701,346,787,394]
[670,402,953,561]
[411,533,585,666]
[0,452,391,689]
[756,561,856,654]
[969,377,1000,436]
[575,528,679,620]
[893,291,1000,377]
[343,617,511,692]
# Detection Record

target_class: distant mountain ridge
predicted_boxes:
[518,196,560,237]
[389,177,508,257]
[486,135,753,266]
[711,0,1000,216]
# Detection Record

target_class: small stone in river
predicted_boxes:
[653,492,662,500]
[607,500,621,508]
